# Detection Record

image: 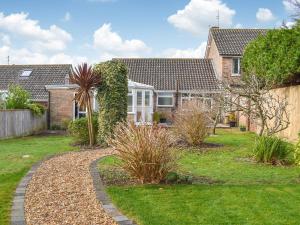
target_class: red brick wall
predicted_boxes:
[48,89,75,127]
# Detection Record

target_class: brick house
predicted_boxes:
[0,64,72,127]
[46,58,220,127]
[205,27,268,127]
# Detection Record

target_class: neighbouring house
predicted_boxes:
[0,64,72,128]
[46,58,220,126]
[205,27,268,82]
[205,27,268,127]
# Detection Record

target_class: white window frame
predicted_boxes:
[157,92,174,107]
[232,57,241,76]
[0,90,8,99]
[127,89,134,113]
[73,93,87,119]
[181,92,213,109]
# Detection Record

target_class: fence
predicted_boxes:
[0,109,47,139]
[269,84,300,142]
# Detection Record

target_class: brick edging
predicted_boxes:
[10,152,70,225]
[90,158,136,225]
[11,161,42,225]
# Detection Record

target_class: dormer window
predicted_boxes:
[232,58,241,76]
[20,70,32,77]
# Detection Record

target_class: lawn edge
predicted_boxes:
[90,158,137,225]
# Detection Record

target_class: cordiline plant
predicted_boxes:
[109,122,176,184]
[69,63,101,146]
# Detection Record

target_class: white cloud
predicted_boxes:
[63,12,71,22]
[93,23,151,60]
[161,42,207,58]
[0,12,72,52]
[0,33,10,45]
[167,0,235,35]
[234,23,243,28]
[286,21,296,27]
[256,8,276,22]
[283,0,299,12]
[0,45,87,65]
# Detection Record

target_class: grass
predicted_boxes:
[0,135,77,225]
[100,129,300,225]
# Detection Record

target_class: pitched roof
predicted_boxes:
[0,64,71,101]
[210,28,268,56]
[116,58,219,92]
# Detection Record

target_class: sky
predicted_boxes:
[0,0,298,65]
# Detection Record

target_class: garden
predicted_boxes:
[1,20,300,225]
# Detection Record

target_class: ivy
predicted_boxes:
[94,60,128,145]
[242,21,300,84]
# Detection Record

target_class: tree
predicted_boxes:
[223,75,290,136]
[69,63,101,146]
[94,60,128,145]
[242,24,300,84]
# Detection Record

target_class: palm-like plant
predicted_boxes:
[69,63,101,146]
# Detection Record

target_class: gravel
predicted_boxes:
[25,149,117,225]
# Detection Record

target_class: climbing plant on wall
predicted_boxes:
[94,60,128,145]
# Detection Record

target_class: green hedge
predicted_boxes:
[68,115,98,145]
[243,21,300,84]
[94,60,128,145]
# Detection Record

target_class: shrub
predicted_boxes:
[68,115,98,145]
[295,136,300,166]
[109,122,176,184]
[6,85,30,109]
[253,135,292,165]
[172,100,210,146]
[26,103,45,116]
[94,60,128,145]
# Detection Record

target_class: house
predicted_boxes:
[0,64,71,106]
[205,27,268,127]
[46,58,219,126]
[205,27,268,82]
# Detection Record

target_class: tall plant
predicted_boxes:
[69,63,101,146]
[94,60,128,145]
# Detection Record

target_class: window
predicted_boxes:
[145,91,150,106]
[128,90,133,113]
[181,92,213,109]
[20,70,32,77]
[232,58,241,76]
[157,92,173,107]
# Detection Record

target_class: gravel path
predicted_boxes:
[25,149,117,225]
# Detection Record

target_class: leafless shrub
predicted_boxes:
[109,122,176,184]
[173,100,210,146]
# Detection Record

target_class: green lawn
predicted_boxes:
[100,129,300,225]
[0,135,77,225]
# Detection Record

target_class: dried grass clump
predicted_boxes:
[109,122,175,184]
[173,100,210,146]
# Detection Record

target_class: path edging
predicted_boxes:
[11,161,42,225]
[90,158,136,225]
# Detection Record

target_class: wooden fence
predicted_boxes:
[0,109,47,139]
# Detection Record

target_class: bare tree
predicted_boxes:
[223,75,290,136]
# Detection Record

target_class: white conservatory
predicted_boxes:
[127,80,154,124]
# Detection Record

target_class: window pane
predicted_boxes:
[127,95,133,112]
[145,91,150,106]
[232,58,240,74]
[158,92,173,97]
[137,91,142,106]
[158,97,172,106]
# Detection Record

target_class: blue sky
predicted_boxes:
[0,0,297,65]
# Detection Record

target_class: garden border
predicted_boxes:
[90,158,136,225]
[11,160,42,225]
